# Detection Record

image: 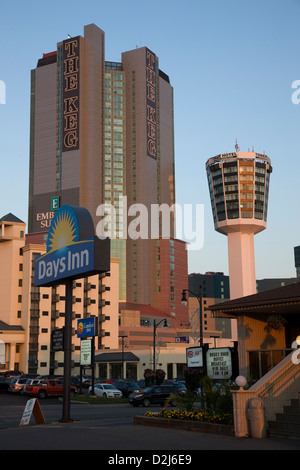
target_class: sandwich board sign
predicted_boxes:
[20,398,45,426]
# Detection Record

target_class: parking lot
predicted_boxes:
[1,373,300,452]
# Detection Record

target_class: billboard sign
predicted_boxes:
[77,317,96,338]
[80,339,92,366]
[175,337,189,344]
[146,48,157,160]
[206,348,233,380]
[186,347,203,368]
[63,36,80,152]
[34,205,110,286]
[51,328,64,352]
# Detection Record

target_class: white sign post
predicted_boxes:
[80,339,92,366]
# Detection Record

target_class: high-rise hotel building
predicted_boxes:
[28,23,188,327]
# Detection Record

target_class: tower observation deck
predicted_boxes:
[206,149,272,299]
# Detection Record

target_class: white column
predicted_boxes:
[227,231,256,299]
[9,343,16,371]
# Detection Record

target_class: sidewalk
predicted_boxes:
[0,417,299,452]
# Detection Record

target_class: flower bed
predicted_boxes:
[134,408,235,436]
[144,408,233,425]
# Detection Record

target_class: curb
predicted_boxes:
[133,415,235,436]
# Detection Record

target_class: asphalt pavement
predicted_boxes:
[0,392,299,456]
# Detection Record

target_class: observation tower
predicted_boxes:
[206,144,272,299]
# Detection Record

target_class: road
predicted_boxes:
[0,391,152,428]
[0,392,299,453]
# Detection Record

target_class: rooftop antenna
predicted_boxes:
[235,139,240,151]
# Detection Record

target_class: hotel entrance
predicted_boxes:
[95,351,139,380]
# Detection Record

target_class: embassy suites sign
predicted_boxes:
[34,205,110,287]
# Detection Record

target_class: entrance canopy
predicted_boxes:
[94,352,140,363]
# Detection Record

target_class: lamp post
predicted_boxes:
[153,319,168,373]
[181,285,203,347]
[181,285,205,408]
[118,335,128,379]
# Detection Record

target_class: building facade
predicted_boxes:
[206,148,272,299]
[28,23,188,325]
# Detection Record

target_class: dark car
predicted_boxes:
[129,383,185,407]
[0,376,10,392]
[114,380,143,397]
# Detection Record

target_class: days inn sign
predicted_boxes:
[34,205,110,287]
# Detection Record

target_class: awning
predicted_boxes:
[209,281,300,317]
[94,352,140,363]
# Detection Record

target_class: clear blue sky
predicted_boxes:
[0,0,299,279]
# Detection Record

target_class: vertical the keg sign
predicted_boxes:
[63,37,80,152]
[146,48,157,160]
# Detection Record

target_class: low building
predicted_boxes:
[209,282,300,379]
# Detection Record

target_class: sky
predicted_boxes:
[0,0,299,280]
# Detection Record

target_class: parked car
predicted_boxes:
[3,370,22,378]
[137,379,145,388]
[80,375,92,388]
[173,377,186,383]
[30,379,77,399]
[0,376,10,392]
[114,380,143,397]
[129,383,185,407]
[70,376,81,392]
[8,377,29,393]
[23,378,43,395]
[88,383,122,398]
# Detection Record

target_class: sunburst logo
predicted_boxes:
[47,206,79,253]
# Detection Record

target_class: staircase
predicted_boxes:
[268,395,300,439]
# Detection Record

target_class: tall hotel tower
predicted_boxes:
[206,146,272,299]
[28,24,188,326]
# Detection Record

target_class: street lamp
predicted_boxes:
[182,286,205,408]
[118,335,128,379]
[153,318,168,373]
[181,286,203,347]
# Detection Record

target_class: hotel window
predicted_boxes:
[241,211,253,218]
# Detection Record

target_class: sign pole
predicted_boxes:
[61,278,73,423]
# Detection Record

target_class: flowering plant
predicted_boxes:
[155,369,166,385]
[144,408,233,426]
[267,314,287,331]
[183,366,204,392]
[143,368,156,386]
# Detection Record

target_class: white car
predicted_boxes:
[88,383,122,398]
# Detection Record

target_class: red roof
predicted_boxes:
[119,302,171,319]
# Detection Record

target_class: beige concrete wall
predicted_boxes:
[0,220,26,326]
